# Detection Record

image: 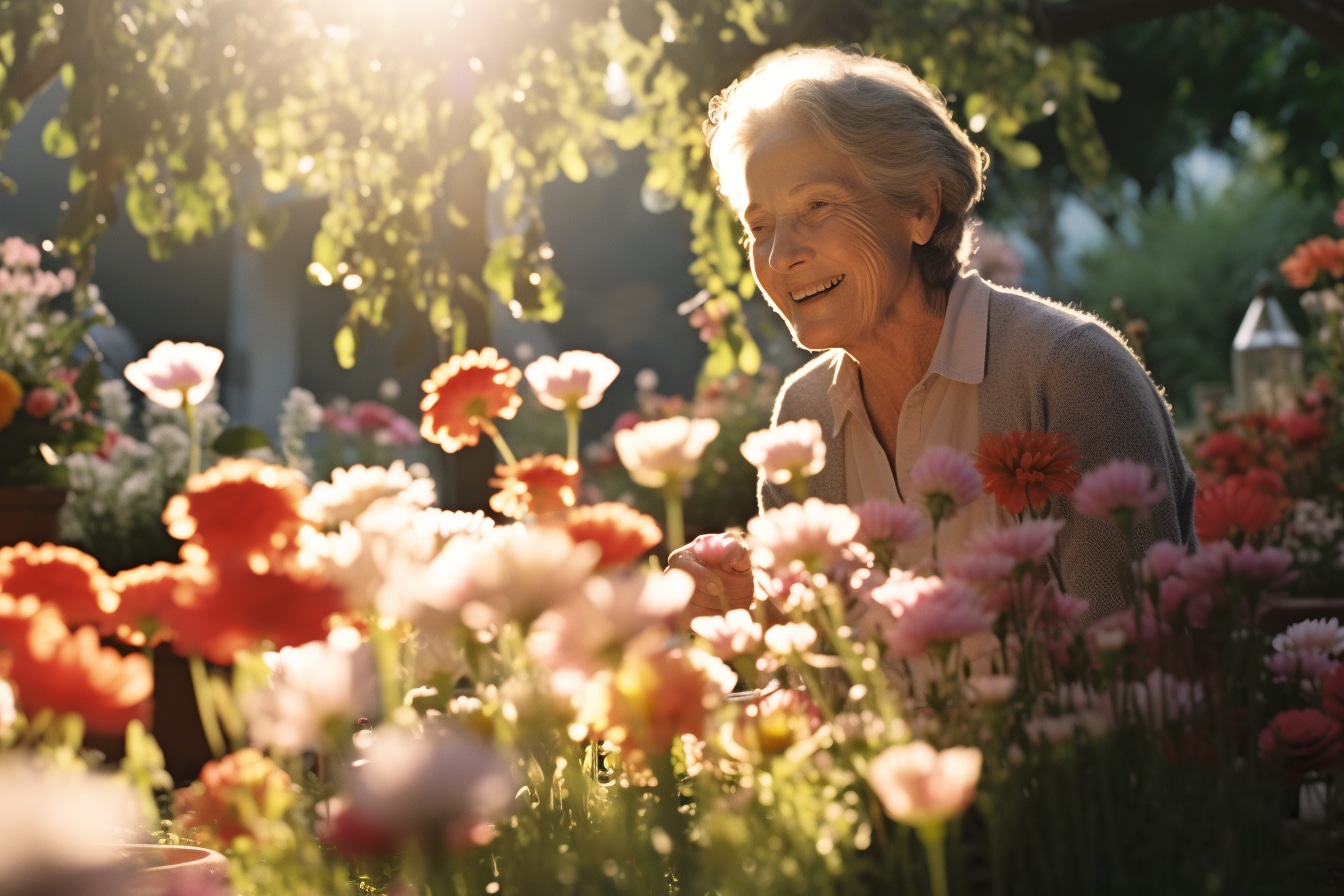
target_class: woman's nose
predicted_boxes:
[767,220,811,272]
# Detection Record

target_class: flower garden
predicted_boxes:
[3,199,1344,896]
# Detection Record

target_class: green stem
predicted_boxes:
[369,618,404,723]
[917,821,950,896]
[188,655,227,758]
[564,407,581,463]
[182,397,201,479]
[479,418,517,467]
[661,480,684,555]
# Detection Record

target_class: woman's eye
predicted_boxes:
[809,200,829,210]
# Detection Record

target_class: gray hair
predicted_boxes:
[705,47,990,302]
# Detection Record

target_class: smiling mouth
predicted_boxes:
[790,275,844,303]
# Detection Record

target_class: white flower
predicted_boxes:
[342,719,517,834]
[746,497,860,573]
[762,621,819,656]
[245,627,379,754]
[301,461,438,528]
[740,419,826,485]
[614,416,720,489]
[0,756,148,896]
[123,340,224,408]
[691,608,763,660]
[96,379,134,428]
[1272,617,1344,657]
[866,741,982,828]
[523,350,621,412]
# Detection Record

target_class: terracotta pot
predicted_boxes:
[118,843,231,895]
[0,484,67,547]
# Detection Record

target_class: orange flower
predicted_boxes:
[1279,235,1344,289]
[105,561,205,647]
[163,458,308,565]
[0,594,153,736]
[172,748,295,848]
[546,502,663,568]
[1194,480,1284,545]
[973,430,1082,516]
[0,369,21,429]
[419,348,523,453]
[0,541,115,630]
[488,454,580,519]
[162,558,344,665]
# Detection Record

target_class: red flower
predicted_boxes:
[419,348,522,453]
[163,558,344,665]
[1278,235,1344,289]
[1257,708,1344,786]
[1193,430,1254,478]
[1279,408,1327,449]
[487,454,580,519]
[1193,480,1283,545]
[1323,665,1344,722]
[545,502,663,569]
[972,430,1081,516]
[105,561,205,647]
[163,458,308,564]
[0,595,153,736]
[0,542,115,630]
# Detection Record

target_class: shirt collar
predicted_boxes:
[825,271,990,437]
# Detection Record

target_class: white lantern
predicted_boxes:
[1231,285,1303,413]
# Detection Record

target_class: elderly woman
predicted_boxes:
[670,47,1196,623]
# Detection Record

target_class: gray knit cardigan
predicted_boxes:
[760,273,1198,620]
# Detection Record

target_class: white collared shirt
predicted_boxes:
[826,273,1013,571]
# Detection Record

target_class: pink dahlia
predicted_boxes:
[1071,459,1167,527]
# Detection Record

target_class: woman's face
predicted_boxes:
[740,119,930,355]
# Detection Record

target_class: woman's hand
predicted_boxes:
[666,532,755,625]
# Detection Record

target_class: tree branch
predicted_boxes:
[1032,0,1344,57]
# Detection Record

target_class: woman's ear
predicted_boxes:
[913,183,942,246]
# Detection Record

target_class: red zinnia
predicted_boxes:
[105,561,206,647]
[973,430,1082,516]
[0,542,115,630]
[163,458,308,565]
[0,595,153,736]
[162,558,344,665]
[1193,480,1284,545]
[419,348,523,453]
[545,502,663,568]
[487,454,581,520]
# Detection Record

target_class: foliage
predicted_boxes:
[0,0,1124,373]
[1067,176,1331,421]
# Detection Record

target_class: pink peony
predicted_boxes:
[739,419,826,485]
[866,741,982,827]
[1071,459,1167,526]
[908,445,981,524]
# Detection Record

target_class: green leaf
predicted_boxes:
[334,324,357,369]
[558,139,588,183]
[41,118,77,158]
[212,425,273,456]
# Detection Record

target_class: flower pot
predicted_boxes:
[118,843,231,895]
[0,484,66,546]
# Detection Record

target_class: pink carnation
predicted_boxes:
[964,518,1064,567]
[1226,544,1295,592]
[853,499,928,547]
[739,419,826,485]
[874,574,995,659]
[1071,459,1166,526]
[909,445,982,521]
[1264,649,1340,686]
[746,498,860,574]
[1272,618,1344,656]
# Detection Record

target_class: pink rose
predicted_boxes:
[1257,708,1344,786]
[23,386,58,419]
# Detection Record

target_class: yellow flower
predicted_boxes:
[0,370,21,430]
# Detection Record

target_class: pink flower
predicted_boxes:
[690,608,762,660]
[762,621,819,656]
[908,445,981,524]
[873,574,995,659]
[1226,544,1295,593]
[739,419,826,485]
[124,340,225,408]
[941,553,1016,589]
[963,518,1064,567]
[746,498,860,574]
[688,531,750,569]
[22,386,58,419]
[1071,459,1167,527]
[866,741,982,827]
[1264,649,1339,686]
[853,499,928,548]
[1135,540,1189,586]
[1272,618,1344,656]
[614,416,719,488]
[523,350,620,412]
